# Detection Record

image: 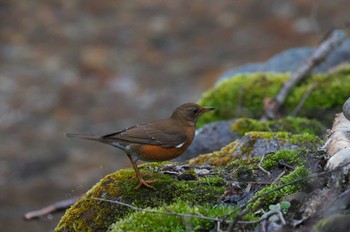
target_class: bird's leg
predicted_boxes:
[126,154,157,190]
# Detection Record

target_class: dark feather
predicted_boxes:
[102,119,187,148]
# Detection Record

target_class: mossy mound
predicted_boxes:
[56,138,320,231]
[227,149,311,210]
[197,66,350,127]
[108,201,243,232]
[231,117,325,136]
[55,165,227,231]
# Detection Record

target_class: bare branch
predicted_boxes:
[258,153,271,177]
[23,196,81,221]
[262,30,347,120]
[290,83,317,116]
[271,170,286,185]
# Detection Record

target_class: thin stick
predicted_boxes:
[267,125,280,150]
[23,196,81,221]
[271,170,286,185]
[258,125,278,177]
[236,88,244,117]
[258,153,271,177]
[92,197,230,223]
[291,83,317,116]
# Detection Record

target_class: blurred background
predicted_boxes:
[1,0,349,231]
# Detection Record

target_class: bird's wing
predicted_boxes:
[102,120,188,148]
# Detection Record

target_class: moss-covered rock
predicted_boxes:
[55,130,321,231]
[108,201,244,232]
[231,117,325,136]
[189,131,322,166]
[197,66,350,127]
[55,165,227,231]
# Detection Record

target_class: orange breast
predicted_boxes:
[138,144,189,161]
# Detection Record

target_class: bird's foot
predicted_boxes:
[135,178,158,190]
[130,172,157,190]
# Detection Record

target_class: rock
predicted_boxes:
[174,120,238,161]
[343,97,350,121]
[56,137,319,231]
[189,131,321,166]
[198,67,350,127]
[220,39,350,80]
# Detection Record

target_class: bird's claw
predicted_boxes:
[135,178,158,190]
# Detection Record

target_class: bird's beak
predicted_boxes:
[202,107,215,112]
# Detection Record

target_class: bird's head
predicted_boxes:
[170,103,214,126]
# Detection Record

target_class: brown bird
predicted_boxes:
[65,103,214,190]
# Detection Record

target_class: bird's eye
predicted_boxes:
[192,108,198,114]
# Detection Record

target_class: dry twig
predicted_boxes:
[262,30,347,120]
[23,196,81,221]
[290,83,317,116]
[258,153,271,177]
[258,126,279,177]
[92,197,230,224]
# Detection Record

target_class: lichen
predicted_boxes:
[188,140,241,166]
[197,68,350,127]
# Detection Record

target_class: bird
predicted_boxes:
[65,103,214,190]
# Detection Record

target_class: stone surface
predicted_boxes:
[174,120,238,161]
[220,39,350,79]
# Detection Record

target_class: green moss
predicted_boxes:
[108,201,257,232]
[245,149,310,211]
[261,149,304,170]
[198,69,350,127]
[231,117,325,136]
[248,166,309,211]
[247,131,321,146]
[226,158,260,180]
[56,147,317,231]
[54,169,137,232]
[288,133,322,144]
[189,131,321,167]
[55,165,226,231]
[227,157,261,169]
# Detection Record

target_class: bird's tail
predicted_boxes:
[65,133,102,141]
